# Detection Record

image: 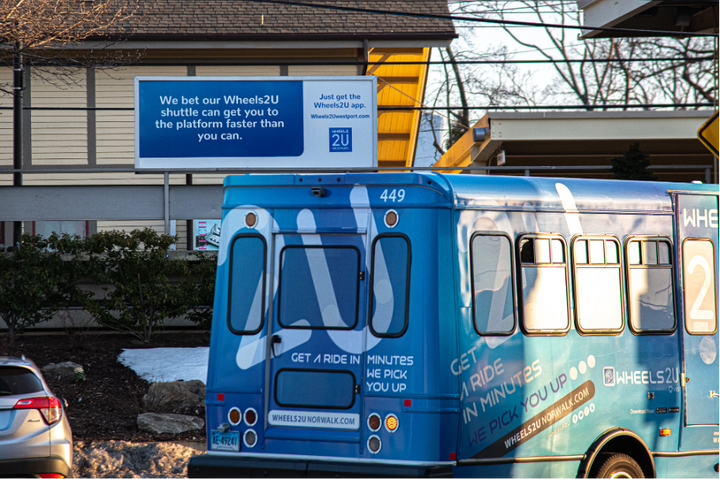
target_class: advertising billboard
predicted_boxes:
[135,76,377,169]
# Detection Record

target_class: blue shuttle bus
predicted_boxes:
[188,173,719,478]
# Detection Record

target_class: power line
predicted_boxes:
[5,57,713,68]
[1,103,712,112]
[243,0,719,38]
[380,103,715,111]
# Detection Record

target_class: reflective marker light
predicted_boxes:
[385,414,399,433]
[244,429,257,448]
[368,413,381,432]
[384,210,398,228]
[404,399,412,407]
[228,407,242,426]
[246,212,257,228]
[368,435,382,454]
[245,408,258,427]
[660,428,672,437]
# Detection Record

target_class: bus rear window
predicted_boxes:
[518,235,570,334]
[626,237,675,333]
[471,234,515,335]
[370,235,410,337]
[275,369,356,409]
[228,235,266,335]
[279,246,359,330]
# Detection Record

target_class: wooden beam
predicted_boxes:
[379,133,411,141]
[377,76,419,85]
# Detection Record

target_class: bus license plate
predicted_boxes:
[211,430,240,452]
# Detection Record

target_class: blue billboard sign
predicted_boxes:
[135,77,377,169]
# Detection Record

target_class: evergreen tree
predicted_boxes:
[611,142,657,181]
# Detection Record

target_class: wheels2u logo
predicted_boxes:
[329,128,352,152]
[603,367,615,386]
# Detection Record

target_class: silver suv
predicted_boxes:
[0,356,73,478]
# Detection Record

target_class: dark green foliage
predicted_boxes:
[610,142,658,181]
[181,251,217,330]
[84,229,192,343]
[1,229,216,343]
[0,235,66,341]
[47,232,95,312]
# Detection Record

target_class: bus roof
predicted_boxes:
[223,173,716,214]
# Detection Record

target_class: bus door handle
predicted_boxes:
[710,391,719,398]
[271,334,282,358]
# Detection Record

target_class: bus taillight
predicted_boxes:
[245,408,258,426]
[385,414,399,433]
[228,407,242,425]
[368,413,381,432]
[367,435,382,454]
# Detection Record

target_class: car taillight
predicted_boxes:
[39,474,65,478]
[14,396,62,425]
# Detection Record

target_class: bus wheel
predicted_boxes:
[596,453,645,478]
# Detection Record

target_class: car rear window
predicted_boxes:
[0,367,44,395]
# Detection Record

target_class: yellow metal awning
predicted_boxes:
[369,48,430,168]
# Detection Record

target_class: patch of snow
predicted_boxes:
[117,348,209,383]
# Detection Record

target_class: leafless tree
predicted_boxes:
[0,0,140,93]
[1,0,140,243]
[426,0,717,152]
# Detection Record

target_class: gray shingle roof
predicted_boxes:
[105,0,456,40]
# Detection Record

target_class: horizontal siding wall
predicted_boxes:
[96,66,187,167]
[97,219,165,234]
[195,65,280,77]
[0,68,14,186]
[288,65,357,76]
[21,172,187,186]
[96,219,188,250]
[30,68,87,170]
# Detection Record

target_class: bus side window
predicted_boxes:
[228,234,267,335]
[369,235,411,337]
[471,233,515,335]
[517,234,570,334]
[682,239,717,335]
[572,236,624,334]
[626,237,676,333]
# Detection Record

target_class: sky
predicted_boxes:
[421,1,582,148]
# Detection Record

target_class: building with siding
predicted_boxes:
[0,0,456,249]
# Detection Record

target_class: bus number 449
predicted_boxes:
[380,189,405,202]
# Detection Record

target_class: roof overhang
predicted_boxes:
[73,38,454,51]
[434,110,717,182]
[578,0,718,38]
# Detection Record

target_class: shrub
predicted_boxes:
[0,229,217,343]
[0,235,66,342]
[181,250,217,330]
[84,229,193,343]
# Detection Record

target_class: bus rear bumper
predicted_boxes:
[187,454,453,477]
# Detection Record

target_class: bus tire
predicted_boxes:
[596,453,645,478]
